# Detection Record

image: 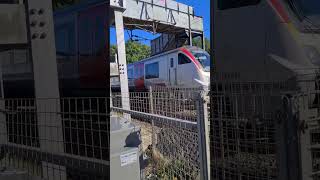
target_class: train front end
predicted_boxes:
[184,46,210,88]
[270,0,320,77]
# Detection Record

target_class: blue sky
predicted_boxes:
[110,0,210,45]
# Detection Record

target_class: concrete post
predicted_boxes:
[26,1,65,179]
[114,10,131,120]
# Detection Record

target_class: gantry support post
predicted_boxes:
[114,9,131,121]
[26,1,65,179]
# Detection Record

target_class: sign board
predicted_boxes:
[120,151,137,166]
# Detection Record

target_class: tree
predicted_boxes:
[192,37,211,54]
[110,41,151,64]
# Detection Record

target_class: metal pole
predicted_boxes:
[149,86,155,153]
[202,33,206,50]
[26,0,65,179]
[0,52,7,156]
[298,82,314,180]
[211,0,215,71]
[114,9,131,121]
[188,6,192,46]
[196,90,210,180]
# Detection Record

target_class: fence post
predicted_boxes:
[0,98,7,159]
[196,90,210,180]
[149,86,156,153]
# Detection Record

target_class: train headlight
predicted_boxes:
[305,45,320,66]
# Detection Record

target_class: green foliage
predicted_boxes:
[192,37,211,54]
[52,0,82,10]
[110,41,151,64]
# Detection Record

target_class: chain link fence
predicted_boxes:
[0,97,109,180]
[111,86,210,180]
[209,72,320,180]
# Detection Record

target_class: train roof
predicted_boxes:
[53,0,106,16]
[128,46,208,65]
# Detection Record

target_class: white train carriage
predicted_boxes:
[118,46,210,91]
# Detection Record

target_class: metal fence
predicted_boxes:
[111,86,210,180]
[0,97,109,180]
[209,73,320,180]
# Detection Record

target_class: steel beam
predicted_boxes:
[26,0,65,179]
[114,10,131,121]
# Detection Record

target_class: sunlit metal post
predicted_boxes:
[196,90,210,180]
[149,86,156,153]
[188,6,192,46]
[114,5,131,121]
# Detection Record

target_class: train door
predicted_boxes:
[177,52,197,87]
[168,53,177,86]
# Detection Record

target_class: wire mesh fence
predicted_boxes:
[111,86,203,122]
[209,72,320,180]
[0,97,109,180]
[111,86,209,180]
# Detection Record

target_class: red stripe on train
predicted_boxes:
[268,0,290,23]
[180,47,201,70]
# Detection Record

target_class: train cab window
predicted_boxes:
[218,0,261,10]
[145,62,159,79]
[178,53,191,65]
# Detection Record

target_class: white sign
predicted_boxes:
[120,151,137,166]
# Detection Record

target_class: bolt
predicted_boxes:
[39,21,46,27]
[38,8,44,15]
[32,33,39,39]
[30,20,37,27]
[40,33,47,39]
[29,9,36,15]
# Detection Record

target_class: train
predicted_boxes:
[212,0,320,180]
[0,0,107,98]
[111,46,210,91]
[213,0,320,82]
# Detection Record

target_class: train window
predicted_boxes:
[145,62,159,79]
[55,23,76,59]
[56,29,67,53]
[128,69,134,79]
[178,53,191,65]
[170,58,174,67]
[218,0,261,10]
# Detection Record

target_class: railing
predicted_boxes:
[0,86,210,180]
